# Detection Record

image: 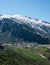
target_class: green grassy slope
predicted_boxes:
[0,46,50,65]
[33,47,50,60]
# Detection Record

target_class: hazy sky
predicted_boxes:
[0,0,50,22]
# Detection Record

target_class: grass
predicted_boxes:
[0,46,50,65]
[33,46,50,60]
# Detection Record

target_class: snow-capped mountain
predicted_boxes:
[0,14,50,44]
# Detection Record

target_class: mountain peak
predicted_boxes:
[0,14,50,27]
[0,14,50,44]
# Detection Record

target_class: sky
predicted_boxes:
[0,0,50,22]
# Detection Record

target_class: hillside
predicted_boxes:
[0,15,50,44]
[0,46,50,65]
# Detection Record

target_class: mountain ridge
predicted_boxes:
[0,14,50,44]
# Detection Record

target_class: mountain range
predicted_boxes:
[0,15,50,44]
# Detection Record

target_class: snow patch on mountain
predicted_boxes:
[0,14,50,28]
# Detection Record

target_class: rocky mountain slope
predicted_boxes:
[0,15,50,44]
